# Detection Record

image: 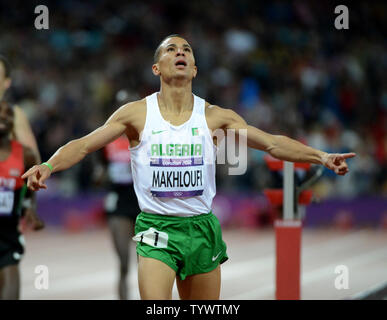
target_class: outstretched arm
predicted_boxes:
[22,102,139,191]
[208,105,356,175]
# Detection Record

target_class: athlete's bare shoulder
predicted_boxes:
[204,101,241,131]
[109,98,146,129]
[107,98,147,143]
[116,98,146,118]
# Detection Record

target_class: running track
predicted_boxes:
[20,227,387,300]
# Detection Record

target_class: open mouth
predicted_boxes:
[175,59,187,68]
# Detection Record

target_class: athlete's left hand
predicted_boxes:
[321,152,356,175]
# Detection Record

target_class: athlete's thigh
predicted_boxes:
[176,265,221,300]
[137,256,176,300]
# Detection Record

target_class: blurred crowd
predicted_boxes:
[0,0,386,198]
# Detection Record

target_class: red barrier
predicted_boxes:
[264,156,311,300]
[275,219,302,300]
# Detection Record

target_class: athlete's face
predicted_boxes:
[0,100,14,136]
[0,62,11,100]
[152,37,197,81]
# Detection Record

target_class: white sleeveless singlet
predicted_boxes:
[129,92,216,216]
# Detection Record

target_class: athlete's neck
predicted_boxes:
[158,83,193,114]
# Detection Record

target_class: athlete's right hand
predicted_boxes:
[21,164,51,191]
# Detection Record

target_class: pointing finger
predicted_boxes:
[21,166,38,179]
[340,153,356,159]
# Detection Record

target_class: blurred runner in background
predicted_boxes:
[0,55,43,229]
[95,135,139,300]
[0,100,43,299]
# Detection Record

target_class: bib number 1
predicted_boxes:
[132,227,168,249]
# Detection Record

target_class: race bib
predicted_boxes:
[148,130,213,198]
[0,191,14,215]
[150,156,204,197]
[133,227,168,248]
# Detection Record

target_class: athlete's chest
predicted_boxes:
[158,110,193,127]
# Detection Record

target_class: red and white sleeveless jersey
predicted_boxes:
[0,141,25,217]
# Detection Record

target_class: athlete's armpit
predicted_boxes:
[107,99,147,145]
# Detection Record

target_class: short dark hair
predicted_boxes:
[153,34,184,63]
[0,55,11,78]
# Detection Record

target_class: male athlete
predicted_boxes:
[22,35,355,300]
[0,56,41,162]
[0,100,41,299]
[0,55,43,230]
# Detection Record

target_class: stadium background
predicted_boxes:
[0,0,386,299]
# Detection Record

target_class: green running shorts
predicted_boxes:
[133,211,228,280]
